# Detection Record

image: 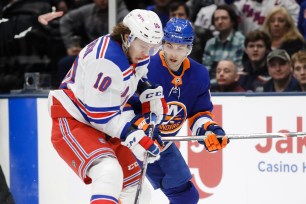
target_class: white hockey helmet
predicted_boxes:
[123,9,163,45]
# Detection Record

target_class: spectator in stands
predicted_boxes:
[227,0,300,35]
[262,6,305,56]
[60,0,129,56]
[123,0,152,11]
[297,0,306,39]
[239,30,271,92]
[169,0,189,20]
[185,0,215,22]
[264,49,300,92]
[146,0,172,27]
[211,60,245,92]
[291,50,306,91]
[0,11,63,203]
[38,11,64,25]
[57,0,129,86]
[0,1,65,92]
[190,0,224,63]
[202,4,245,84]
[192,0,226,30]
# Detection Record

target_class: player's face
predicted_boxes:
[162,41,190,70]
[128,38,161,63]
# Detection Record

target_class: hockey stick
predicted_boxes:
[161,132,306,142]
[134,113,157,204]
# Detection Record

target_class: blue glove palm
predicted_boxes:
[196,121,229,152]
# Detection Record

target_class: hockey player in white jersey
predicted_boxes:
[48,9,168,204]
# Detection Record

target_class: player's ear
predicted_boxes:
[187,45,193,56]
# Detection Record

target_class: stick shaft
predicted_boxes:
[161,132,306,142]
[134,114,157,204]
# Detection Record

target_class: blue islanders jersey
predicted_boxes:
[144,51,215,190]
[147,51,213,137]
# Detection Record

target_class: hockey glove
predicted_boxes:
[123,129,160,163]
[131,114,164,148]
[196,121,229,152]
[140,113,163,147]
[139,86,168,125]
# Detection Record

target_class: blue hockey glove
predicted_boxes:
[196,121,229,152]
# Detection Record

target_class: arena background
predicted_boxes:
[1,93,306,204]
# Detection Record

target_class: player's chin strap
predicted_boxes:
[134,113,157,204]
[161,132,306,142]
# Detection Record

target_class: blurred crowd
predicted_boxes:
[1,0,306,93]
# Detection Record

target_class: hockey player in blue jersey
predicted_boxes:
[144,18,230,203]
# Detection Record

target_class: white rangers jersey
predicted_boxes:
[234,0,300,35]
[48,35,149,138]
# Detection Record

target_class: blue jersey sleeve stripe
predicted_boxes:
[87,111,120,124]
[137,57,150,66]
[123,72,133,81]
[91,195,118,203]
[84,103,120,112]
[96,37,104,59]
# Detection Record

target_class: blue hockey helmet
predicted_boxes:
[163,18,194,45]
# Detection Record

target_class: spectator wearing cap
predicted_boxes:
[264,49,300,92]
[291,50,306,91]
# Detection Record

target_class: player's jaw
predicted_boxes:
[128,49,149,64]
[164,53,185,71]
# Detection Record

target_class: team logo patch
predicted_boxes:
[159,101,187,135]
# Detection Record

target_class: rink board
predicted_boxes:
[0,94,306,204]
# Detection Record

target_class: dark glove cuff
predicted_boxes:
[204,121,218,130]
